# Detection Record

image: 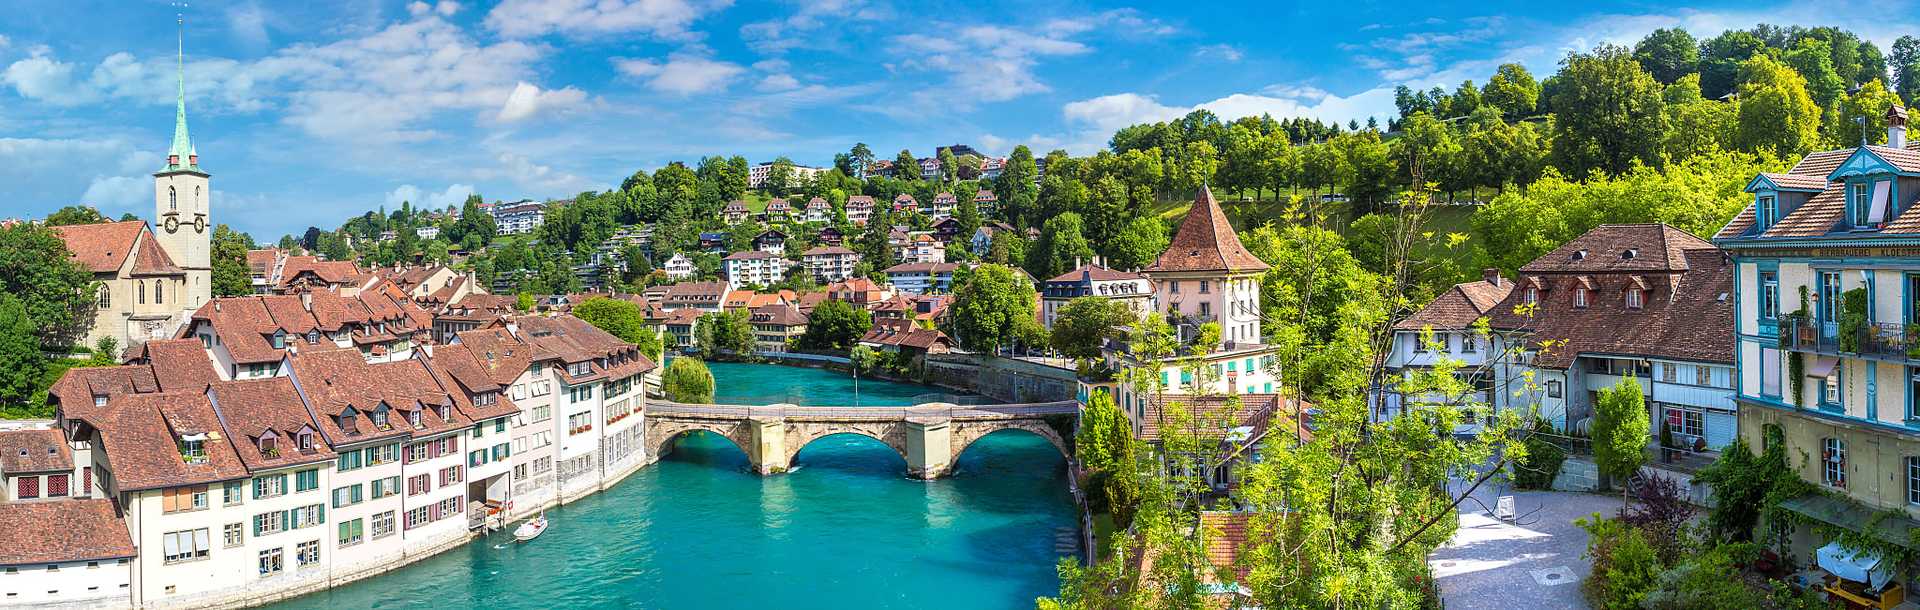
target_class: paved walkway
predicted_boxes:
[1429,481,1622,610]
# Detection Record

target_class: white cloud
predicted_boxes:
[740,0,889,53]
[497,81,587,122]
[2,49,94,105]
[1193,44,1243,62]
[227,3,271,49]
[80,175,150,212]
[385,183,474,208]
[436,1,462,16]
[756,73,800,92]
[1062,93,1186,135]
[887,10,1168,105]
[487,152,592,193]
[485,0,726,40]
[613,50,744,95]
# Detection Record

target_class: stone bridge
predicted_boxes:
[645,401,1080,478]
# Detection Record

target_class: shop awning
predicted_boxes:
[1779,494,1920,550]
[1807,356,1840,379]
[1818,541,1893,590]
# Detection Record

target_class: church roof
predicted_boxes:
[1147,186,1269,274]
[53,221,182,276]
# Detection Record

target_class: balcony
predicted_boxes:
[1783,318,1919,360]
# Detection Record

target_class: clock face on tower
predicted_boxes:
[164,216,180,233]
[194,214,206,233]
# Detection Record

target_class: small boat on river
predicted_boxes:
[513,515,547,542]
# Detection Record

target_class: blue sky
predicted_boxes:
[2,0,1912,238]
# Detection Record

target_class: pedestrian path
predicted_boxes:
[1429,484,1621,610]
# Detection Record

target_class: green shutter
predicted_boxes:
[254,514,264,537]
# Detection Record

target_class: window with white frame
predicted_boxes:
[223,523,243,548]
[1626,288,1645,309]
[371,511,396,539]
[257,548,283,576]
[161,529,210,564]
[1908,457,1920,506]
[296,541,319,567]
[1824,438,1847,487]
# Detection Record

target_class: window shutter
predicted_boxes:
[316,504,324,524]
[253,515,264,537]
[281,510,291,531]
[162,489,177,513]
[162,533,180,558]
[193,528,209,552]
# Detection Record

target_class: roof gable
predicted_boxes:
[1828,146,1919,180]
[1146,186,1269,274]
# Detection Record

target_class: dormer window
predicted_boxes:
[438,405,452,422]
[272,332,285,349]
[259,432,277,456]
[1574,288,1589,308]
[179,436,206,464]
[1627,288,1645,310]
[93,394,108,407]
[408,410,422,427]
[340,407,358,431]
[1621,249,1637,260]
[1525,288,1538,305]
[297,431,314,451]
[370,406,390,429]
[307,330,319,344]
[1757,195,1777,228]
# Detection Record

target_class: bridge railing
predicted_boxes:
[647,400,1080,420]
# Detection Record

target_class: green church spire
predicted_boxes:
[164,14,196,171]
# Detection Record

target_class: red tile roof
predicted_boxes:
[207,377,336,470]
[1519,224,1714,274]
[1147,186,1268,273]
[1490,227,1733,368]
[93,391,250,491]
[1396,278,1514,331]
[135,339,222,393]
[52,221,146,273]
[1199,511,1252,582]
[0,499,136,565]
[0,428,72,473]
[1047,263,1147,283]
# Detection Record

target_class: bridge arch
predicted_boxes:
[950,420,1072,467]
[781,423,910,472]
[648,419,755,464]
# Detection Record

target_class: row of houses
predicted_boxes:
[1,304,654,608]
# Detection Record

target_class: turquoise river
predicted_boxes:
[267,361,1076,609]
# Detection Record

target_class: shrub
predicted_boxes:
[1641,545,1764,610]
[1621,472,1696,563]
[1578,515,1662,610]
[1512,424,1567,490]
[1838,287,1868,353]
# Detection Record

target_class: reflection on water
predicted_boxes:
[265,364,1074,610]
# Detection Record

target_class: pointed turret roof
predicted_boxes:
[160,17,202,174]
[1146,186,1268,273]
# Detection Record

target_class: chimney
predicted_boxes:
[1889,105,1908,149]
[1482,268,1502,286]
[1074,256,1082,270]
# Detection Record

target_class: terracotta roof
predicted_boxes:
[287,350,469,443]
[128,227,185,275]
[723,200,749,213]
[516,315,657,381]
[246,248,280,274]
[750,303,808,327]
[46,365,159,422]
[1756,172,1829,191]
[1490,246,1732,369]
[882,262,960,274]
[135,339,222,393]
[1135,393,1291,442]
[0,428,72,473]
[1147,186,1269,273]
[0,499,135,566]
[419,346,521,423]
[277,256,361,288]
[1717,145,1901,240]
[664,281,729,304]
[93,391,249,491]
[858,319,951,350]
[1047,263,1146,283]
[207,377,336,471]
[454,327,539,386]
[52,221,145,273]
[1199,511,1252,582]
[803,245,856,256]
[1396,278,1514,330]
[1520,224,1715,274]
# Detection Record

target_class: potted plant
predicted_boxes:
[1839,288,1869,353]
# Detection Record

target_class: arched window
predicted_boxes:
[194,185,200,207]
[137,281,146,304]
[168,186,177,211]
[97,285,110,309]
[154,281,162,304]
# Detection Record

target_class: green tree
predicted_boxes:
[1481,63,1541,118]
[1633,27,1699,84]
[1785,37,1847,110]
[210,224,255,297]
[1592,377,1650,493]
[1895,35,1920,103]
[894,149,919,182]
[696,309,755,357]
[1663,76,1740,161]
[1048,297,1135,360]
[0,223,97,351]
[937,147,958,184]
[516,292,535,312]
[0,294,47,407]
[661,357,715,404]
[766,157,796,195]
[1032,212,1096,279]
[573,297,649,343]
[1104,216,1169,271]
[1735,54,1824,158]
[1550,45,1668,179]
[1828,78,1905,148]
[948,264,1045,353]
[44,206,108,226]
[797,299,872,351]
[1699,29,1769,99]
[954,189,983,245]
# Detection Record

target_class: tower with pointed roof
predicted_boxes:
[1144,185,1270,347]
[153,15,211,312]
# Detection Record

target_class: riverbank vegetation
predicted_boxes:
[662,358,715,404]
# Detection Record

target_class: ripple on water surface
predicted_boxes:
[264,363,1074,610]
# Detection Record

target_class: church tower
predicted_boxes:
[153,15,211,310]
